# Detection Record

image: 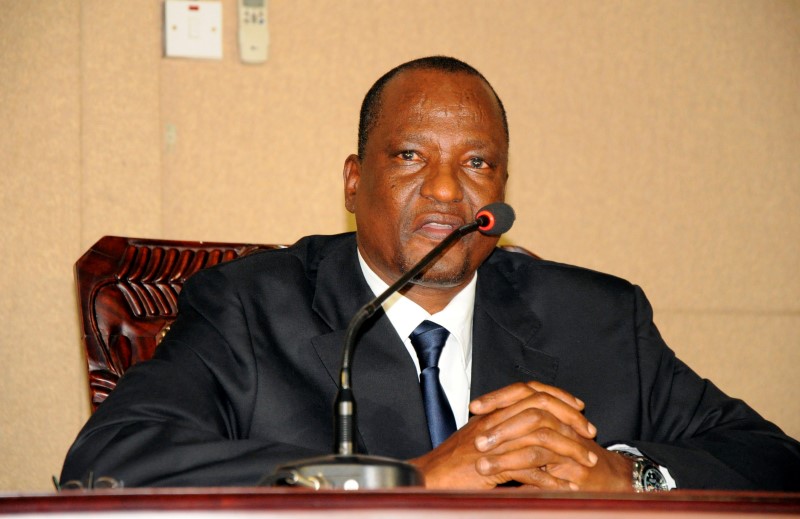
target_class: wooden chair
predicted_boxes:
[75,236,537,411]
[75,236,284,410]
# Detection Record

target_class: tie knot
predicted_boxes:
[409,320,450,370]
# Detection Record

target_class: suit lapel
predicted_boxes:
[309,236,431,458]
[471,255,559,400]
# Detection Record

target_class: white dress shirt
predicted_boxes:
[358,250,475,429]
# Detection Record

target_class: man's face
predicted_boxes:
[344,68,509,289]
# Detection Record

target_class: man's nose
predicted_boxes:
[420,162,464,203]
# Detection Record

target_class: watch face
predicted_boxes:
[643,467,667,491]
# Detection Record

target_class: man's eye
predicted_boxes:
[398,150,417,161]
[468,157,488,169]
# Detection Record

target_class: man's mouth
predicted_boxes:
[414,214,465,240]
[423,221,455,230]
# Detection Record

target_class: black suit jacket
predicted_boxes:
[61,233,800,489]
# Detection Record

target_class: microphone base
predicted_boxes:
[270,454,424,490]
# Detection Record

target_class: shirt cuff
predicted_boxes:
[607,443,677,490]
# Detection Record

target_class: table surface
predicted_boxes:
[2,488,799,518]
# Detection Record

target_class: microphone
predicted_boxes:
[475,201,515,236]
[269,202,515,490]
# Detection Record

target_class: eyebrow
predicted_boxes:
[396,133,433,145]
[462,138,496,150]
[392,134,498,150]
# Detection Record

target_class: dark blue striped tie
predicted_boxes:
[409,320,457,448]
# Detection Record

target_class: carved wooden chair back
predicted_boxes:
[75,236,284,411]
[75,236,537,411]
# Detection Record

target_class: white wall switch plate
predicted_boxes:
[164,1,222,60]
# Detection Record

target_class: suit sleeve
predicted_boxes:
[626,285,800,490]
[60,268,327,487]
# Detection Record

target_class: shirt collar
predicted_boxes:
[357,249,476,360]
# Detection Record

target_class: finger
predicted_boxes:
[478,423,598,468]
[526,381,586,410]
[475,406,578,451]
[477,458,579,491]
[509,469,578,491]
[470,381,584,415]
[477,392,596,440]
[476,420,598,468]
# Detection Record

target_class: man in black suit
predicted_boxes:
[61,56,800,490]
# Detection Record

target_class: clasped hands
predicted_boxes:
[410,381,633,491]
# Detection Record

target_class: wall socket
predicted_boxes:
[164,1,222,60]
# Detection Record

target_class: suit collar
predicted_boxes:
[309,235,431,458]
[471,252,559,399]
[310,234,366,330]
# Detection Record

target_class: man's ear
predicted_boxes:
[343,154,361,214]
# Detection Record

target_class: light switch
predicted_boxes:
[164,1,222,60]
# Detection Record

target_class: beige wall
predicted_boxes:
[1,0,798,491]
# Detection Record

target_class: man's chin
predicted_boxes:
[409,276,464,289]
[402,257,472,288]
[395,234,478,287]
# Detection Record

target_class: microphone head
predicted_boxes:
[475,202,515,236]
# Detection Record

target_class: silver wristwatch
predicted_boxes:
[619,451,670,492]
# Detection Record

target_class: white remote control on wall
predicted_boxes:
[238,0,268,63]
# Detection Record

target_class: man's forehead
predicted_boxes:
[376,69,506,134]
[384,69,496,105]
